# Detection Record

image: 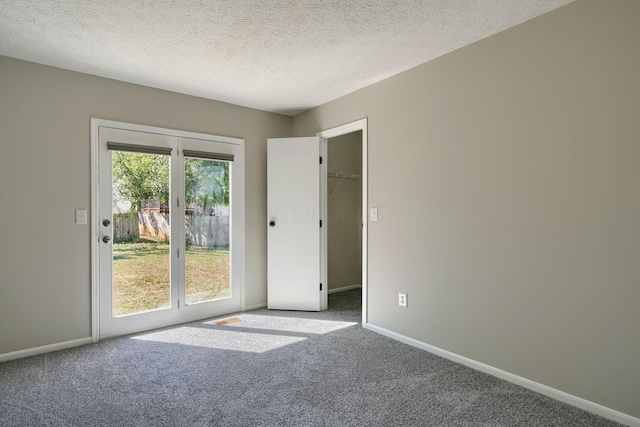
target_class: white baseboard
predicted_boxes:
[328,284,362,294]
[0,337,92,363]
[244,302,267,311]
[366,323,639,427]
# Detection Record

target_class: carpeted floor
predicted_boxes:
[0,290,624,426]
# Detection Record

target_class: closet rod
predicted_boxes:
[328,172,361,180]
[328,172,361,195]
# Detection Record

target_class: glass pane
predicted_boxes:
[184,158,231,304]
[111,151,171,316]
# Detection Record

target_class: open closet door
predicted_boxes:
[267,137,322,311]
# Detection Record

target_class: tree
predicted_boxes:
[112,152,229,213]
[185,158,229,214]
[112,152,170,212]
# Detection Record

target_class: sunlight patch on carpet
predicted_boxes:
[131,314,357,353]
[204,314,358,335]
[132,326,306,353]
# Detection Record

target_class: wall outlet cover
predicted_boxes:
[398,292,407,307]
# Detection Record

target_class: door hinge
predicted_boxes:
[320,283,323,291]
[178,300,180,309]
[320,219,323,228]
[177,248,180,258]
[320,156,323,164]
[177,197,180,207]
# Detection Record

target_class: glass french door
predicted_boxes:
[97,124,243,338]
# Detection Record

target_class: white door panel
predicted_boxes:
[98,127,179,338]
[267,137,321,311]
[178,136,244,323]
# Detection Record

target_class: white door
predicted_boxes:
[267,137,323,311]
[98,126,179,337]
[96,122,244,338]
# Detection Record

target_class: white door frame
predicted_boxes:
[90,118,245,342]
[317,118,368,327]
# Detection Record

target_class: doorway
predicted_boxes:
[318,119,368,326]
[265,119,368,324]
[91,119,245,340]
[326,132,363,297]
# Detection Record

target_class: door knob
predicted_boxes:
[103,236,112,243]
[269,221,276,227]
[103,219,111,227]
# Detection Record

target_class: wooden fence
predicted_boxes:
[186,214,230,247]
[139,213,170,240]
[113,213,139,243]
[114,213,229,247]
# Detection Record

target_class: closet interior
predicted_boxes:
[326,131,363,298]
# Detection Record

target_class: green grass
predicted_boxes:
[112,237,229,316]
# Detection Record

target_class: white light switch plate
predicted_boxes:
[75,209,87,225]
[370,207,378,222]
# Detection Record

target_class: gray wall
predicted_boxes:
[327,132,362,290]
[2,0,639,419]
[293,0,640,419]
[0,56,291,354]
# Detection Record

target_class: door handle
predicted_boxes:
[103,236,112,243]
[269,221,276,227]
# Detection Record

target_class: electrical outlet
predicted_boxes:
[398,293,407,307]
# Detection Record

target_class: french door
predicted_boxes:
[94,120,244,339]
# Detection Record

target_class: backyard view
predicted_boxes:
[111,151,231,316]
[112,237,229,316]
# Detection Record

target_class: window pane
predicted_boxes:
[184,158,231,304]
[111,151,171,316]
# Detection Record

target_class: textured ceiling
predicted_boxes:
[0,0,574,115]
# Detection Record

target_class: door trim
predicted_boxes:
[90,118,245,342]
[317,118,368,327]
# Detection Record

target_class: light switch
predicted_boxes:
[370,207,379,222]
[75,209,87,225]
